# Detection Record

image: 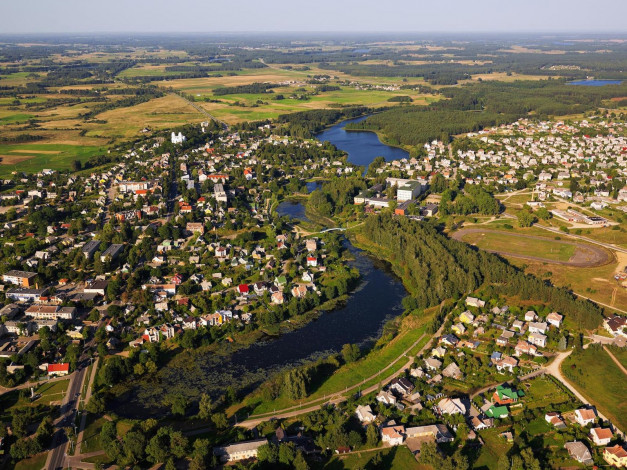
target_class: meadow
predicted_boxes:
[562,345,627,431]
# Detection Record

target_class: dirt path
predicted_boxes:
[451,228,612,267]
[603,346,627,378]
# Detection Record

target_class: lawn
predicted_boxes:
[321,446,421,470]
[523,376,573,409]
[562,346,627,431]
[10,452,48,470]
[474,428,513,469]
[80,414,108,453]
[460,231,576,262]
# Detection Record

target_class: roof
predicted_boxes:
[3,270,37,279]
[605,445,627,458]
[591,427,613,440]
[48,363,70,373]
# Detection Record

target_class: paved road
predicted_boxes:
[45,363,88,470]
[452,228,612,267]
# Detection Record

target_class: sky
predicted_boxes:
[0,0,626,35]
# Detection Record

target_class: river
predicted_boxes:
[111,122,408,417]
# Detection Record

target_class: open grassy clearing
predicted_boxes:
[80,414,108,453]
[320,445,421,470]
[523,375,573,409]
[562,346,627,431]
[460,230,576,262]
[510,254,627,311]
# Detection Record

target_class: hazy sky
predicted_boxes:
[1,0,626,34]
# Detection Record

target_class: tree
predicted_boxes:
[278,442,296,465]
[517,210,536,228]
[341,343,360,363]
[456,422,469,441]
[293,451,309,470]
[366,424,379,447]
[558,335,568,351]
[257,443,279,463]
[211,412,228,430]
[198,393,212,420]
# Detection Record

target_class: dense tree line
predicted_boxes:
[361,214,603,330]
[213,82,279,96]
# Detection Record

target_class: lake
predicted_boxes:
[316,116,409,169]
[568,79,623,86]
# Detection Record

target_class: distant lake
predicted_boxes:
[316,116,409,170]
[568,79,623,86]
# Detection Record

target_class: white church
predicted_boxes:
[171,132,186,144]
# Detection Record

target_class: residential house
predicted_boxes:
[515,340,537,357]
[545,412,567,429]
[492,385,521,405]
[466,297,485,308]
[437,397,466,415]
[405,424,453,443]
[376,390,397,406]
[389,377,414,396]
[604,445,627,467]
[528,332,547,348]
[575,408,598,427]
[381,423,405,446]
[590,427,613,446]
[547,312,563,328]
[442,362,463,380]
[48,363,70,376]
[459,310,475,324]
[494,356,518,373]
[355,405,376,424]
[564,441,593,465]
[528,322,548,335]
[213,439,267,463]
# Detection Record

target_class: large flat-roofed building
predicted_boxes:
[25,305,76,321]
[81,240,101,260]
[397,181,424,202]
[6,288,47,303]
[101,244,124,262]
[213,439,267,462]
[3,270,37,287]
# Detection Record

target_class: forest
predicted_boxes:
[361,214,603,330]
[345,80,627,146]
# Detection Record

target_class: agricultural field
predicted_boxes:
[0,143,105,177]
[562,345,627,431]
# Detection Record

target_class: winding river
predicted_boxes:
[113,119,408,417]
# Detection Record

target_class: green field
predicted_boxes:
[0,143,105,177]
[321,446,421,470]
[460,231,576,262]
[562,346,627,431]
[523,376,573,409]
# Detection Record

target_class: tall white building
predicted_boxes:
[171,132,186,144]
